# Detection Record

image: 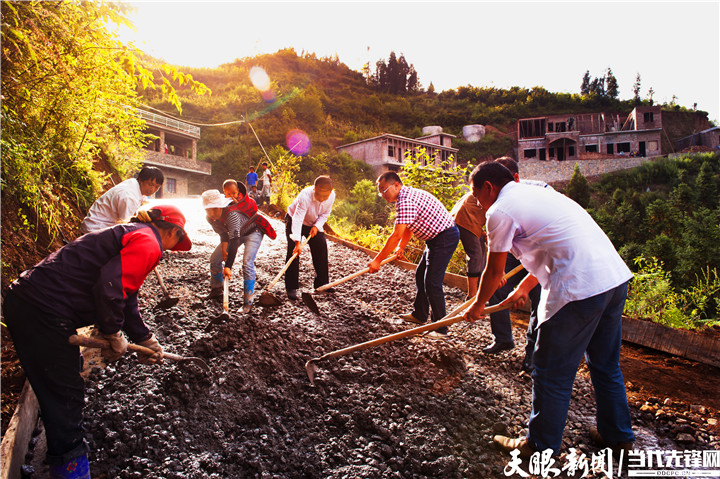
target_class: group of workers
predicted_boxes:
[245,161,273,206]
[3,153,635,476]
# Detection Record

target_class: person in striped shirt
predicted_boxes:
[369,171,460,337]
[202,189,264,313]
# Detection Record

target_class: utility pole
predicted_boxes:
[245,111,251,172]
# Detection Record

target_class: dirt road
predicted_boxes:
[10,199,720,478]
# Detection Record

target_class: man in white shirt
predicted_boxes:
[260,162,272,206]
[80,167,164,233]
[284,176,335,300]
[464,161,634,458]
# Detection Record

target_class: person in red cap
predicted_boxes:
[3,205,191,479]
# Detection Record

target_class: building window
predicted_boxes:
[585,144,597,153]
[617,142,631,153]
[569,146,575,156]
[607,144,614,154]
[548,122,554,132]
[644,112,654,123]
[166,178,176,194]
[519,119,547,138]
[524,149,537,158]
[388,146,394,157]
[549,148,555,158]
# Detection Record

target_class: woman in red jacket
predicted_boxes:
[3,205,191,479]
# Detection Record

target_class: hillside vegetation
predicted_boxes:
[143,48,712,190]
[1,2,713,293]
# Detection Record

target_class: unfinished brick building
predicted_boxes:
[516,106,662,162]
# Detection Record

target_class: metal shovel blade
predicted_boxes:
[301,292,321,315]
[304,358,320,386]
[156,296,180,309]
[258,291,283,307]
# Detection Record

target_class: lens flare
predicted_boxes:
[249,66,271,92]
[286,129,311,156]
[261,89,276,103]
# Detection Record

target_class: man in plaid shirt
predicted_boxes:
[369,172,460,337]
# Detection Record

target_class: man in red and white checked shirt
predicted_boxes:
[369,172,460,337]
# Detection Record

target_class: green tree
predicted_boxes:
[606,67,619,99]
[565,164,591,208]
[1,0,209,243]
[269,146,301,212]
[632,73,642,104]
[580,70,591,96]
[373,51,420,95]
[333,179,390,228]
[399,149,469,210]
[695,160,718,208]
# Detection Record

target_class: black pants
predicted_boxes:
[3,291,89,465]
[284,214,329,290]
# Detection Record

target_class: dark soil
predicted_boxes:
[4,202,720,478]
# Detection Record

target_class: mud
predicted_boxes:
[14,204,720,477]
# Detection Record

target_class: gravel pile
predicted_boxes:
[23,210,717,478]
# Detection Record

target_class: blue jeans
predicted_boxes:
[210,230,264,287]
[527,281,634,453]
[412,226,460,335]
[488,254,542,347]
[457,225,486,277]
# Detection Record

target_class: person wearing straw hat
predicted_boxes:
[3,205,191,479]
[202,189,264,313]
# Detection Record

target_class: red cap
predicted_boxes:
[152,205,192,251]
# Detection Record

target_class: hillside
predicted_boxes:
[143,48,713,187]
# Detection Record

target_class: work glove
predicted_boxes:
[137,333,163,365]
[98,330,128,362]
[136,209,153,223]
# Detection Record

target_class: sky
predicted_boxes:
[116,1,720,124]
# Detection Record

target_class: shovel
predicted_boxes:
[304,264,525,385]
[205,280,230,332]
[154,267,180,309]
[68,334,211,373]
[304,302,510,386]
[258,235,312,307]
[301,253,400,314]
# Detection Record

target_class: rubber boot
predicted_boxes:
[242,279,255,314]
[205,273,224,300]
[49,454,91,479]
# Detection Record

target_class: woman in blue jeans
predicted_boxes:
[202,189,264,313]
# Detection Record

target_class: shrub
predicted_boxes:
[565,164,590,208]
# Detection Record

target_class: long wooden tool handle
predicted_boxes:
[154,267,170,296]
[316,253,399,292]
[266,236,312,290]
[68,334,184,361]
[445,264,526,318]
[321,303,509,361]
[223,280,229,313]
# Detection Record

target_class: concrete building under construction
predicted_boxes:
[516,106,663,162]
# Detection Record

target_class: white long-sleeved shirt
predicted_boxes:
[80,179,144,233]
[287,186,335,242]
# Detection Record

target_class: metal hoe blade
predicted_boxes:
[301,292,321,315]
[305,358,321,386]
[258,291,283,307]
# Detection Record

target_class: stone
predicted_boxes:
[676,433,696,443]
[462,125,486,142]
